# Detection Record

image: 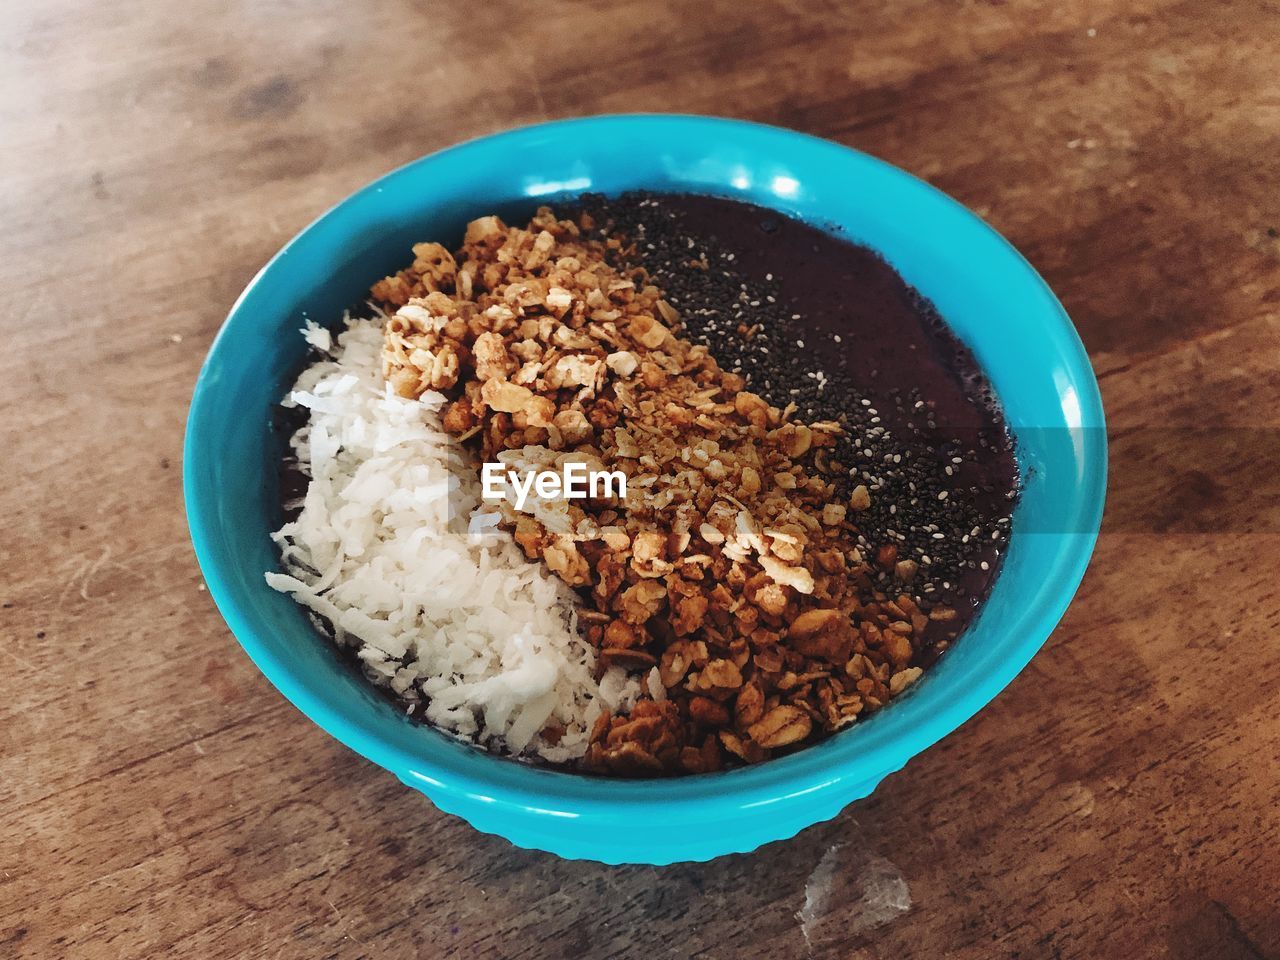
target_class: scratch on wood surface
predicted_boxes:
[324,896,367,946]
[0,646,38,672]
[78,546,112,600]
[56,555,93,606]
[50,544,157,605]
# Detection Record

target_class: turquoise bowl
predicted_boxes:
[184,115,1106,865]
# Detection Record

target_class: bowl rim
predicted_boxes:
[185,113,1107,819]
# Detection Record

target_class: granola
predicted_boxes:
[373,207,945,775]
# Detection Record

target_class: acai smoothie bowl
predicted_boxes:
[184,114,1106,864]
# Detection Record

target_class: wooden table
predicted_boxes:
[3,1,1277,957]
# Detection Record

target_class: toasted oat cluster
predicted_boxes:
[372,207,948,775]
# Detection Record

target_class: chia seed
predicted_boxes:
[573,192,1019,646]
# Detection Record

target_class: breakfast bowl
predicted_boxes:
[184,114,1106,865]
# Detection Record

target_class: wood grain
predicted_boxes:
[2,0,1278,957]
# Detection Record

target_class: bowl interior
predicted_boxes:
[186,115,1105,815]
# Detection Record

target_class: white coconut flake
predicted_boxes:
[267,316,641,761]
[300,319,333,354]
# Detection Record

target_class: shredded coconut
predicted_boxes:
[266,316,641,761]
